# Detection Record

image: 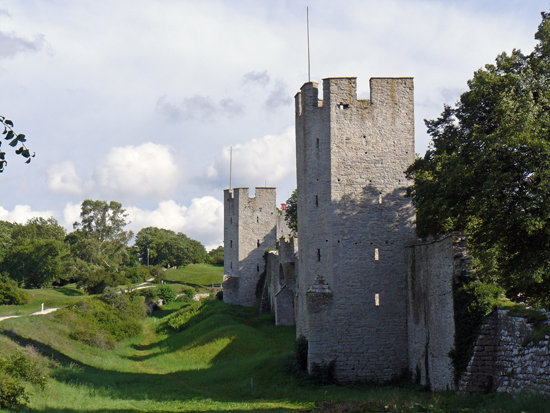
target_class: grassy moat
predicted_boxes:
[0,264,548,413]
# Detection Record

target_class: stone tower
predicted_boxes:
[223,187,281,306]
[294,77,416,381]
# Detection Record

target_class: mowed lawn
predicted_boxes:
[163,263,224,292]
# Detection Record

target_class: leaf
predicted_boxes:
[5,130,14,140]
[25,159,31,164]
[5,120,13,126]
[17,134,26,142]
[9,139,18,147]
[21,149,30,158]
[0,152,5,160]
[2,127,6,135]
[15,147,23,155]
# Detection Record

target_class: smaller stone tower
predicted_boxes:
[223,187,283,306]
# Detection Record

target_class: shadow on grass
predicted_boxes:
[53,287,86,297]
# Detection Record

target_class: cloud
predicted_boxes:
[46,161,84,195]
[265,81,292,110]
[62,202,82,230]
[126,197,223,249]
[0,31,44,59]
[0,205,55,223]
[92,143,179,199]
[156,95,245,122]
[205,126,295,188]
[243,70,270,87]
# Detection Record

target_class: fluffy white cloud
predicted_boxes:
[0,205,55,223]
[62,202,82,230]
[126,196,223,250]
[206,126,296,189]
[46,161,84,195]
[93,143,179,198]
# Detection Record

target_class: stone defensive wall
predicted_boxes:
[459,309,550,395]
[405,233,471,391]
[294,77,416,382]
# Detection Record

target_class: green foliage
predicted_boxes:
[0,116,34,173]
[406,12,550,308]
[284,189,298,233]
[0,280,30,305]
[55,297,144,349]
[134,226,207,268]
[450,279,504,384]
[176,285,196,302]
[70,199,133,271]
[124,265,150,283]
[78,267,129,295]
[0,352,47,411]
[157,284,177,304]
[208,246,224,266]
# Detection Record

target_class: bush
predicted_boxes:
[55,297,144,349]
[157,284,176,304]
[0,281,30,305]
[176,285,195,303]
[78,268,130,295]
[125,266,150,284]
[210,252,224,266]
[0,352,48,411]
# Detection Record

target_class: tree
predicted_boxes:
[70,200,133,270]
[0,116,34,172]
[284,189,298,233]
[406,11,550,308]
[208,246,224,266]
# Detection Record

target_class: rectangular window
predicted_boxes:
[317,249,321,261]
[315,195,319,207]
[375,248,379,261]
[375,293,380,306]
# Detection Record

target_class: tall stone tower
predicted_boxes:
[223,187,280,306]
[294,77,415,382]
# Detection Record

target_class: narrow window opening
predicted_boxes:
[315,195,319,207]
[257,216,259,223]
[230,262,233,269]
[375,293,380,307]
[378,193,382,204]
[338,103,349,109]
[257,265,260,272]
[257,240,260,247]
[230,240,233,248]
[317,249,321,262]
[316,138,319,149]
[375,248,379,261]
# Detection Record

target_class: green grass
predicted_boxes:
[0,292,549,412]
[0,284,86,317]
[163,263,224,293]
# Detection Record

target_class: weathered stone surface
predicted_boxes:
[294,77,415,382]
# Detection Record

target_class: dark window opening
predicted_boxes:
[315,195,319,207]
[317,249,321,261]
[230,240,233,248]
[316,138,319,149]
[257,240,260,247]
[257,216,259,223]
[257,265,260,272]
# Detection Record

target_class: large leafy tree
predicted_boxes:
[0,218,68,288]
[70,200,133,270]
[134,227,206,268]
[284,189,298,233]
[406,11,550,307]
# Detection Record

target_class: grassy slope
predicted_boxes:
[162,263,224,294]
[0,286,549,412]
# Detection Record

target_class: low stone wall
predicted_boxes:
[459,309,550,395]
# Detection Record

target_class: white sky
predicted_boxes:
[0,0,548,249]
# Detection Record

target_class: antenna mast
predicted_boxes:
[307,6,311,82]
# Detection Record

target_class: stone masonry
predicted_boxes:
[223,187,290,306]
[459,309,550,395]
[294,77,416,382]
[406,233,471,391]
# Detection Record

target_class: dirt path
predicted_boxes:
[0,307,58,323]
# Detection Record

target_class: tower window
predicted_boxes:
[230,240,233,248]
[257,216,259,223]
[316,138,319,149]
[257,240,260,247]
[315,195,319,207]
[375,293,380,306]
[317,249,321,261]
[257,265,260,272]
[230,262,233,269]
[375,248,379,261]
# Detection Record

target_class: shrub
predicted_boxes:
[78,268,129,295]
[0,352,48,411]
[125,266,150,283]
[157,284,176,304]
[0,280,30,305]
[176,285,195,303]
[55,297,143,349]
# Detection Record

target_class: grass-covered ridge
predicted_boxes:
[0,288,549,412]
